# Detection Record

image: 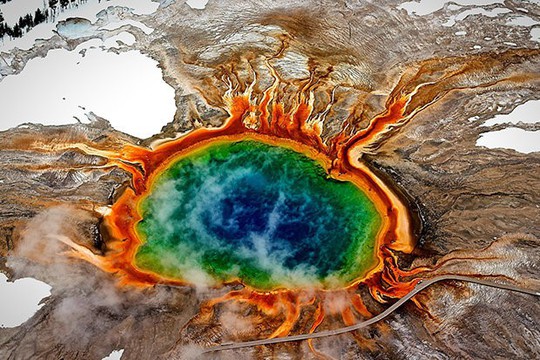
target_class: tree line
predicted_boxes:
[0,0,88,39]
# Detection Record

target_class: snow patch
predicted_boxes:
[103,32,136,48]
[102,349,124,360]
[531,27,540,43]
[99,19,154,35]
[483,100,540,126]
[186,0,209,10]
[442,7,511,27]
[477,128,540,153]
[0,43,176,139]
[0,273,51,328]
[506,15,539,27]
[397,0,504,16]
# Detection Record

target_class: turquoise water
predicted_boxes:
[135,141,381,289]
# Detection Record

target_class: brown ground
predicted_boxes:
[0,0,539,359]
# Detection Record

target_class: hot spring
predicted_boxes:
[134,140,382,290]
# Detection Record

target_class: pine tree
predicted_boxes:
[34,8,46,25]
[24,13,34,28]
[0,11,5,38]
[12,23,22,38]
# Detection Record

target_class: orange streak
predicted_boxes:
[341,307,356,327]
[269,294,301,338]
[351,294,372,318]
[307,301,329,359]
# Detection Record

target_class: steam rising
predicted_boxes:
[3,206,197,357]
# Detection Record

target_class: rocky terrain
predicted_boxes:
[0,0,539,359]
